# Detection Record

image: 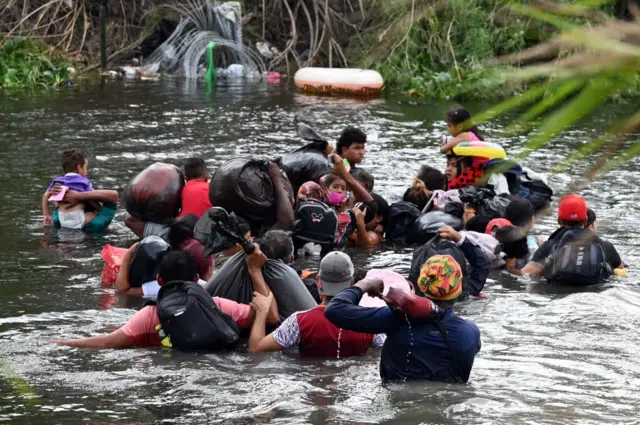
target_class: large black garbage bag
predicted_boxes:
[385,202,422,244]
[204,253,317,320]
[194,207,255,256]
[412,211,462,245]
[458,187,509,219]
[276,140,331,193]
[129,236,171,287]
[408,236,469,297]
[124,163,185,223]
[210,158,294,226]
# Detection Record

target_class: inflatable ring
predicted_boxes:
[451,141,507,159]
[294,67,384,96]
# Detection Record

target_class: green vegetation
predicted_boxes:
[345,0,637,99]
[0,37,71,89]
[469,0,640,174]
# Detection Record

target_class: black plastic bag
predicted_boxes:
[204,253,317,320]
[277,141,331,193]
[194,207,255,256]
[129,236,171,287]
[209,157,294,226]
[412,211,462,245]
[124,163,185,223]
[458,186,509,219]
[385,202,422,244]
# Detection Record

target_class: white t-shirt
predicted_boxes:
[141,279,208,299]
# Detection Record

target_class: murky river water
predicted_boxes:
[0,80,638,424]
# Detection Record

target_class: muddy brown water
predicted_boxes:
[0,80,638,424]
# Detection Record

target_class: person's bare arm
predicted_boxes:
[125,215,145,239]
[268,163,294,231]
[248,292,283,352]
[519,262,544,277]
[115,244,138,294]
[246,246,280,325]
[64,189,119,205]
[440,133,470,154]
[51,329,134,349]
[42,191,52,226]
[332,154,373,204]
[353,207,377,247]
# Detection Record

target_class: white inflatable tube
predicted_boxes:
[294,67,384,96]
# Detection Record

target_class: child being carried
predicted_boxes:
[42,149,98,229]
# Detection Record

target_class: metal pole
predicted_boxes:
[100,5,107,69]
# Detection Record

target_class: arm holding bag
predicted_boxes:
[205,253,317,320]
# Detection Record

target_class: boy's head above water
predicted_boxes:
[337,126,366,165]
[184,157,209,181]
[61,149,89,176]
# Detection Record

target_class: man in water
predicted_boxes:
[325,255,481,382]
[52,249,279,349]
[519,194,622,276]
[248,251,384,357]
[336,126,367,167]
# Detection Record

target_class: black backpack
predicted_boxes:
[409,236,469,298]
[544,230,612,286]
[156,280,240,351]
[293,200,338,254]
[385,202,422,244]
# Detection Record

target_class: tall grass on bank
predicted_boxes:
[0,37,70,88]
[472,0,640,180]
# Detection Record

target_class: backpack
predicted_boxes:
[385,202,422,244]
[156,280,240,351]
[293,200,338,254]
[544,230,612,286]
[409,236,469,298]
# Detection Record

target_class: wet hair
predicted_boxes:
[158,250,198,283]
[403,177,431,211]
[505,198,535,227]
[336,126,367,155]
[446,106,483,140]
[587,208,596,228]
[560,219,586,229]
[184,158,208,180]
[61,149,88,174]
[417,165,447,191]
[465,215,493,233]
[257,230,294,263]
[447,155,474,179]
[371,193,390,224]
[495,226,529,259]
[351,168,374,192]
[168,214,198,248]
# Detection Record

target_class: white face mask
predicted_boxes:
[58,210,85,229]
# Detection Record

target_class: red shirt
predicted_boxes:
[178,179,213,218]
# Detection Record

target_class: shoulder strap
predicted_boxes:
[434,319,466,384]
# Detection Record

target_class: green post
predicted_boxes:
[100,5,107,69]
[206,42,216,85]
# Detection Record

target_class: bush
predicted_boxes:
[0,37,71,89]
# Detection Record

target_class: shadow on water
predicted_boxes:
[0,80,639,424]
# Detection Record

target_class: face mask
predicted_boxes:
[327,192,346,206]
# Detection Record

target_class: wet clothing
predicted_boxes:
[178,179,212,218]
[143,221,170,242]
[448,165,485,190]
[47,173,93,193]
[121,297,251,347]
[52,202,116,233]
[457,234,492,297]
[531,227,622,270]
[272,305,385,358]
[325,287,481,382]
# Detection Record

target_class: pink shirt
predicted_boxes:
[121,297,252,347]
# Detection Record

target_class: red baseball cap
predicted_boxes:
[558,194,587,222]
